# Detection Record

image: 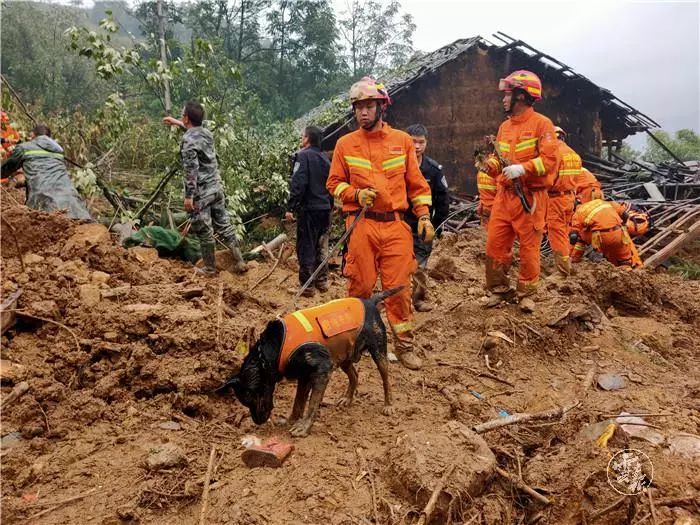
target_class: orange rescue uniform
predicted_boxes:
[477,170,497,227]
[485,106,559,296]
[326,123,431,346]
[277,298,365,373]
[570,199,642,268]
[574,168,603,204]
[546,140,582,274]
[1,117,20,184]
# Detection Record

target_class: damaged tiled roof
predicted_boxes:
[298,32,658,139]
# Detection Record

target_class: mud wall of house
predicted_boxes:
[385,48,605,195]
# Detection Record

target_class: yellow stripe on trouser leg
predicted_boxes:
[392,321,413,334]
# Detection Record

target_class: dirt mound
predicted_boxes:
[386,421,496,523]
[2,204,699,524]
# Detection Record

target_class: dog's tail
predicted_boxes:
[369,285,405,305]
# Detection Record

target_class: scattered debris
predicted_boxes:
[241,437,294,468]
[667,433,700,458]
[597,373,626,391]
[519,298,536,313]
[145,443,188,471]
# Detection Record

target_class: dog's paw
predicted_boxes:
[336,397,353,408]
[382,405,395,416]
[289,419,312,437]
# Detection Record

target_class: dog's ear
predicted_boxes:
[212,375,240,395]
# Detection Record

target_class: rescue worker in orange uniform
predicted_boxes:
[570,199,642,268]
[574,167,603,204]
[483,70,559,299]
[547,126,582,275]
[474,149,499,227]
[1,111,21,185]
[326,77,434,370]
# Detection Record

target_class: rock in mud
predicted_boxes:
[386,421,496,522]
[145,443,187,471]
[79,284,102,307]
[519,298,536,313]
[0,360,27,384]
[597,373,626,391]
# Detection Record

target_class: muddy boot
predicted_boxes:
[228,243,248,274]
[300,286,315,298]
[395,333,422,370]
[315,280,329,292]
[196,242,217,276]
[553,253,571,277]
[412,269,433,312]
[516,279,540,300]
[485,256,512,294]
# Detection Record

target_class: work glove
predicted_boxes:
[503,164,526,180]
[417,215,435,242]
[356,187,378,208]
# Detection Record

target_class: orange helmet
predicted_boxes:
[499,70,543,101]
[626,210,650,237]
[349,77,391,106]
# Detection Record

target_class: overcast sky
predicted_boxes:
[385,0,700,149]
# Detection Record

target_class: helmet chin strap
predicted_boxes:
[360,101,385,130]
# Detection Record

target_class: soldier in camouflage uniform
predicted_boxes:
[163,101,246,275]
[1,123,92,220]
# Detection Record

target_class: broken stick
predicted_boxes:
[199,445,217,525]
[495,466,551,505]
[1,381,30,409]
[473,400,580,434]
[417,462,457,525]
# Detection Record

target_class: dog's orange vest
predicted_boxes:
[278,298,366,374]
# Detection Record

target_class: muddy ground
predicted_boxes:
[1,200,699,525]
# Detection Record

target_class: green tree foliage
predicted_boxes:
[618,141,641,162]
[338,0,416,77]
[0,2,112,112]
[643,129,700,163]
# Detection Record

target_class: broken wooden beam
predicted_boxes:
[643,218,700,268]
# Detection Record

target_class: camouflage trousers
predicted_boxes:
[189,190,240,252]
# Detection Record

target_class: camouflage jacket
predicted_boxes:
[180,126,223,200]
[1,135,92,220]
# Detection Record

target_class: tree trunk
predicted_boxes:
[237,0,246,62]
[156,0,172,114]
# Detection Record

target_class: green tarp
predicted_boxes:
[123,226,201,263]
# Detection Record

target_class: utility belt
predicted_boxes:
[345,209,405,222]
[502,185,546,194]
[548,190,574,197]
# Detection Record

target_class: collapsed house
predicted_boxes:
[301,32,699,268]
[300,32,659,194]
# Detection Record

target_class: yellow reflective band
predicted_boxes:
[573,244,585,251]
[24,150,64,159]
[529,87,541,95]
[291,311,313,333]
[411,195,432,206]
[515,138,538,152]
[583,202,611,226]
[382,155,406,170]
[532,157,545,175]
[392,321,413,334]
[498,142,510,152]
[334,182,351,197]
[478,184,497,191]
[558,168,582,176]
[344,155,371,169]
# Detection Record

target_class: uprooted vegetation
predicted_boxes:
[1,203,699,525]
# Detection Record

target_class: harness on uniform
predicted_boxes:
[277,298,366,374]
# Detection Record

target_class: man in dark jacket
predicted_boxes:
[1,123,92,220]
[163,100,246,275]
[405,124,450,312]
[285,126,332,297]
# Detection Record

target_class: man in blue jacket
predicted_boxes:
[285,126,332,297]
